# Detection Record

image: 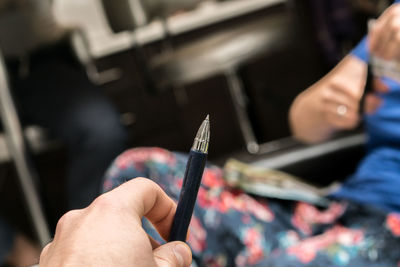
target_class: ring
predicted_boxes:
[337,105,348,116]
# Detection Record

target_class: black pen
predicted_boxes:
[169,115,210,242]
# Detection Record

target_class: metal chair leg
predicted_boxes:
[225,68,259,154]
[0,53,51,248]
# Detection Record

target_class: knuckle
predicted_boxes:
[130,177,160,196]
[330,78,346,91]
[390,4,400,15]
[392,19,400,30]
[91,193,117,211]
[39,243,52,263]
[320,89,332,102]
[134,177,157,189]
[56,210,80,232]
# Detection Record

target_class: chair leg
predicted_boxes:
[0,56,51,248]
[224,68,259,154]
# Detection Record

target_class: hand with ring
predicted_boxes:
[336,105,348,116]
[319,74,388,130]
[290,55,387,143]
[318,75,362,130]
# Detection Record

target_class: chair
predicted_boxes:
[250,132,366,186]
[100,0,294,154]
[70,28,123,86]
[0,27,119,248]
[0,51,51,248]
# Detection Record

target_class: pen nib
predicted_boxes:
[192,115,210,153]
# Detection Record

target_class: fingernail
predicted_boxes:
[173,243,191,267]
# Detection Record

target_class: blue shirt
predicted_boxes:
[333,1,400,212]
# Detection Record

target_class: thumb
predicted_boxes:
[153,241,192,267]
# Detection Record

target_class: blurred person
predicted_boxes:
[39,178,192,267]
[290,0,400,211]
[0,0,127,266]
[0,0,128,210]
[100,2,400,266]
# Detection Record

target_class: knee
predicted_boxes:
[112,148,169,167]
[83,117,128,151]
[63,102,128,151]
[91,117,127,146]
[102,147,183,195]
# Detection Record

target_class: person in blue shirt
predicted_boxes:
[290,0,400,212]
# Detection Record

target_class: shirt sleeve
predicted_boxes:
[350,37,368,62]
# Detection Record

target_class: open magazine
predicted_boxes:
[223,159,340,207]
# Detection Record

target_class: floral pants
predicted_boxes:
[103,148,400,267]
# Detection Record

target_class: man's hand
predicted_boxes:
[370,3,400,61]
[39,178,192,267]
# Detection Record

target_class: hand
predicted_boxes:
[39,178,192,267]
[289,55,367,143]
[317,67,364,130]
[370,3,400,61]
[318,76,388,128]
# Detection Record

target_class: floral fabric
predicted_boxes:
[103,148,400,267]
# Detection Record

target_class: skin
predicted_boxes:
[290,4,400,144]
[39,178,192,267]
[289,55,367,143]
[370,3,400,61]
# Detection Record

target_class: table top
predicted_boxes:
[54,0,286,58]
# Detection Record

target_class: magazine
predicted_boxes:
[223,159,340,206]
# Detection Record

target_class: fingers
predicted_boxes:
[104,178,177,241]
[382,30,400,60]
[370,4,400,60]
[371,13,392,57]
[153,242,192,267]
[319,82,361,129]
[321,84,360,112]
[369,5,389,53]
[324,102,360,129]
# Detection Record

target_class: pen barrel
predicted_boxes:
[169,150,207,242]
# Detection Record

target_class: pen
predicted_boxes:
[169,115,210,242]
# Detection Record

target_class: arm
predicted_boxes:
[39,178,192,267]
[290,2,400,144]
[289,55,367,144]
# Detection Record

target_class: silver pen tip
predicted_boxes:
[205,114,209,120]
[192,115,210,153]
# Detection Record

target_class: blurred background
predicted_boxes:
[0,0,392,259]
